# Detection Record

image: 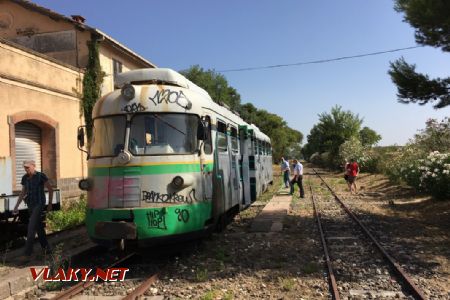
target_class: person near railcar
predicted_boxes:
[290,159,305,198]
[280,157,290,188]
[13,160,53,261]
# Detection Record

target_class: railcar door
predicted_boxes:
[212,120,230,220]
[239,126,251,207]
[201,116,213,201]
[229,126,243,207]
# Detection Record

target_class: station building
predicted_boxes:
[0,0,156,201]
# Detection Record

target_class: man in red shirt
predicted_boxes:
[346,158,360,194]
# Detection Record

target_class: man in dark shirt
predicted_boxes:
[13,160,53,259]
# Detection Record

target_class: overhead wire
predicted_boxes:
[217,45,424,73]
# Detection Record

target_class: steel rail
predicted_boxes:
[312,168,427,300]
[309,183,341,300]
[52,251,137,300]
[122,272,159,300]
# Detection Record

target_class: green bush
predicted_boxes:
[47,196,87,231]
[417,152,450,200]
[338,137,379,172]
[382,118,450,200]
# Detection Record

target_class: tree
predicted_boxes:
[359,126,381,146]
[414,118,450,153]
[302,106,363,166]
[394,0,450,51]
[388,0,450,108]
[249,108,303,160]
[180,65,303,161]
[238,103,259,125]
[180,65,241,111]
[389,58,450,108]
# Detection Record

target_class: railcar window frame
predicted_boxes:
[258,139,263,155]
[203,115,213,155]
[230,126,239,153]
[90,114,127,159]
[217,120,228,153]
[128,112,200,156]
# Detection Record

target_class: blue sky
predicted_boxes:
[33,0,449,145]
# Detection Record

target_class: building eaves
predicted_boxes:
[10,0,157,68]
[0,37,83,73]
[93,28,157,68]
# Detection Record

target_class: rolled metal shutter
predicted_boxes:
[15,122,42,187]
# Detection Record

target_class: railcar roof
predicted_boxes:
[114,68,211,100]
[104,68,270,142]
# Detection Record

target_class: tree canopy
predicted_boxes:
[389,0,450,108]
[302,106,381,167]
[359,126,382,146]
[180,65,303,161]
[303,106,363,158]
[180,65,241,111]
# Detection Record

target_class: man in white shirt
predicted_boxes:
[290,159,305,198]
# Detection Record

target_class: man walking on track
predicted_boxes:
[346,158,360,194]
[13,160,53,261]
[290,159,305,198]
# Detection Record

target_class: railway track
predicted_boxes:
[47,239,190,300]
[310,169,427,300]
[122,272,159,300]
[51,251,138,300]
[0,222,85,253]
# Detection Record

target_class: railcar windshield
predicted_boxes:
[129,113,198,155]
[90,116,126,158]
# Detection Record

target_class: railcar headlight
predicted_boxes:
[78,179,91,191]
[121,84,135,100]
[171,176,184,189]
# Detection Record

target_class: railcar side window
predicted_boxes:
[129,113,198,155]
[203,116,212,155]
[217,121,227,152]
[90,116,126,158]
[230,126,238,153]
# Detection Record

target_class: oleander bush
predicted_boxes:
[416,152,450,199]
[338,137,386,173]
[383,118,450,200]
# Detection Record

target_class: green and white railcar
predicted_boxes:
[77,68,273,247]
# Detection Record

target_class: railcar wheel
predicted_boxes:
[118,239,125,251]
[215,215,226,233]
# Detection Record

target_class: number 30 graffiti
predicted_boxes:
[175,209,190,223]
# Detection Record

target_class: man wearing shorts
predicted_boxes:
[346,158,360,194]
